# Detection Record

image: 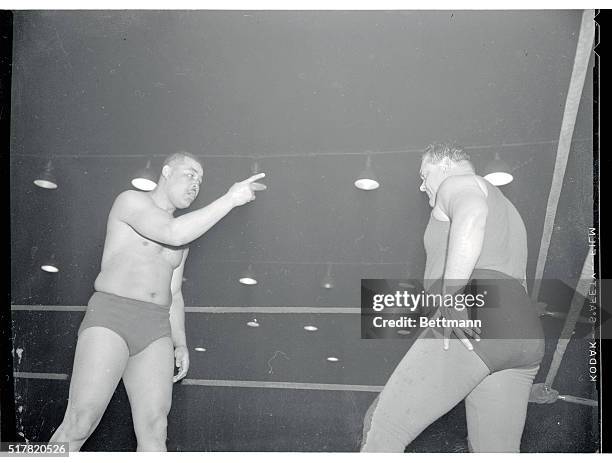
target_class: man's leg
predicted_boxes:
[361,335,490,452]
[465,364,540,452]
[50,327,129,451]
[361,395,380,447]
[122,337,174,451]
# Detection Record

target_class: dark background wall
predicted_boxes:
[8,10,597,452]
[10,10,593,308]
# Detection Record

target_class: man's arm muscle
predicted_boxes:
[438,177,488,290]
[112,190,234,247]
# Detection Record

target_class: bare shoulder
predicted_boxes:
[110,190,153,217]
[114,189,150,204]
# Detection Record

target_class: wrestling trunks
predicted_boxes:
[78,291,172,356]
[423,269,545,372]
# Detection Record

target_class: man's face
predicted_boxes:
[419,157,448,208]
[165,157,204,209]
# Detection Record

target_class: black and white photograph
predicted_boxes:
[2,7,604,456]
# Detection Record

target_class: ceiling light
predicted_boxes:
[354,156,380,191]
[321,263,335,289]
[131,160,157,191]
[34,160,58,190]
[239,264,258,285]
[41,254,59,273]
[483,153,513,186]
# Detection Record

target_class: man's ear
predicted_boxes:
[162,165,171,179]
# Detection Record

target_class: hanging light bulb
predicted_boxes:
[321,263,335,289]
[34,160,58,190]
[131,160,157,191]
[483,153,513,186]
[41,254,59,273]
[354,156,380,190]
[239,264,258,285]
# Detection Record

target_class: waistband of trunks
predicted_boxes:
[471,268,521,281]
[91,291,170,312]
[424,269,526,295]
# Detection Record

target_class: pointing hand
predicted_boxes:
[227,173,267,207]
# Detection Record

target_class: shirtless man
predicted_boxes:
[50,151,266,451]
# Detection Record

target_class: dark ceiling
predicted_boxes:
[9,10,594,307]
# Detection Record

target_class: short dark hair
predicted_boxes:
[422,143,471,165]
[162,151,202,169]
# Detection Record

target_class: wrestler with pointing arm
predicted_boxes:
[50,151,266,451]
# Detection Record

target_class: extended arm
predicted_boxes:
[112,173,266,247]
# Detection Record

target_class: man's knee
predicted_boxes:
[63,406,101,440]
[135,410,169,441]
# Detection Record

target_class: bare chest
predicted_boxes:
[136,236,185,268]
[105,221,185,269]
